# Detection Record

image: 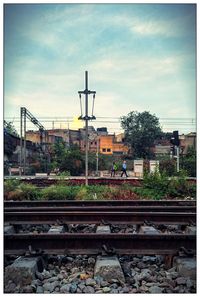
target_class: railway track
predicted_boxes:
[4,205,196,212]
[4,210,196,225]
[4,233,195,256]
[4,200,196,257]
[4,199,196,207]
[4,200,196,225]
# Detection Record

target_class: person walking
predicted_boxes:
[121,160,128,177]
[111,162,117,177]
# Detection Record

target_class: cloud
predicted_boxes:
[4,4,196,135]
[90,53,183,86]
[130,20,173,36]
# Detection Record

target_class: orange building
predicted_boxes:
[99,134,129,155]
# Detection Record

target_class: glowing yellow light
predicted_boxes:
[70,116,84,130]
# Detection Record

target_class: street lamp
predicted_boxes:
[78,71,96,185]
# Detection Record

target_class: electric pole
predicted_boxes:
[176,146,180,173]
[78,71,96,185]
[20,107,46,176]
[96,137,99,176]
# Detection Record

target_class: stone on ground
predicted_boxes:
[139,226,160,234]
[94,255,125,283]
[173,257,196,280]
[96,225,111,233]
[4,225,15,234]
[4,256,43,287]
[48,225,65,233]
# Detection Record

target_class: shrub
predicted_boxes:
[76,186,88,200]
[181,158,196,177]
[159,159,176,176]
[7,189,24,201]
[4,180,40,201]
[141,169,196,199]
[143,169,169,193]
[133,187,164,200]
[41,185,78,200]
[4,179,21,193]
[18,183,40,200]
[76,185,110,200]
[166,170,196,198]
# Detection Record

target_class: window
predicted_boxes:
[102,148,106,152]
[107,148,111,152]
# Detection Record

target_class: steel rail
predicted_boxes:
[4,205,196,213]
[4,211,196,225]
[4,200,196,208]
[4,233,196,256]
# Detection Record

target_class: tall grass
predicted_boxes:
[4,173,196,201]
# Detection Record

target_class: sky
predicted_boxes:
[3,3,197,134]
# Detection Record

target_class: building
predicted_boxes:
[26,127,129,156]
[26,129,69,146]
[99,134,129,155]
[153,132,196,157]
[97,127,108,136]
[4,130,39,173]
[154,145,171,156]
[179,132,196,155]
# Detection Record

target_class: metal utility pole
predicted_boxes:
[176,146,180,173]
[23,108,26,174]
[78,71,96,185]
[20,108,23,175]
[20,107,46,176]
[96,138,99,176]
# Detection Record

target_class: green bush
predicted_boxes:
[133,187,164,200]
[4,179,21,193]
[159,159,176,176]
[141,169,196,199]
[4,180,40,200]
[181,158,196,177]
[18,183,40,200]
[41,185,79,200]
[76,185,110,200]
[76,186,89,200]
[166,170,196,198]
[75,185,139,201]
[143,169,169,192]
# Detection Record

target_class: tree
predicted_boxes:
[4,121,19,137]
[121,111,163,159]
[181,145,196,177]
[50,142,85,176]
[51,140,66,167]
[60,146,85,176]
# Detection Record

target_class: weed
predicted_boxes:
[4,179,21,193]
[41,185,78,200]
